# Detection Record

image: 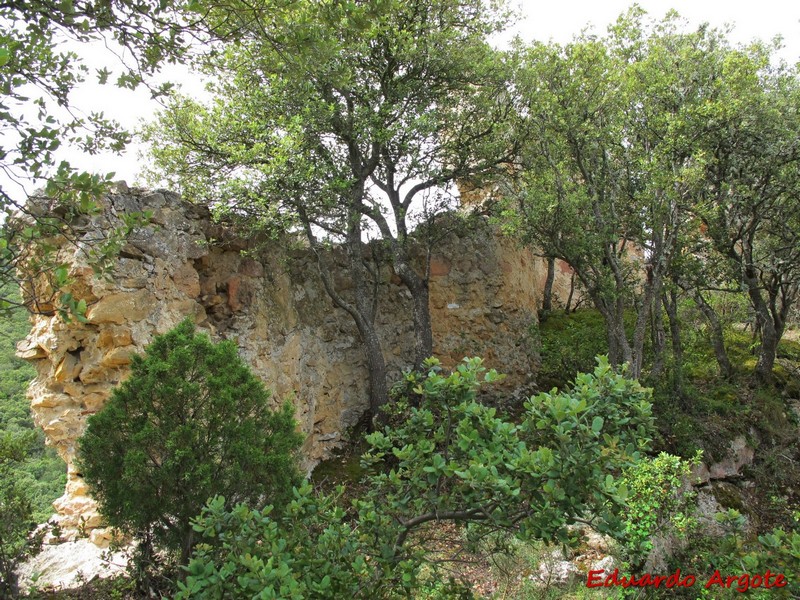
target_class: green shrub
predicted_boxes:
[180,356,658,599]
[674,511,800,599]
[78,319,303,575]
[618,451,700,569]
[177,485,375,599]
[364,356,655,552]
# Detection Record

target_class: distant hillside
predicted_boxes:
[0,294,66,522]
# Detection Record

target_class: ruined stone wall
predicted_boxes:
[17,185,571,544]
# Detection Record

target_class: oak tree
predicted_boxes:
[0,0,196,316]
[508,9,800,382]
[145,0,520,421]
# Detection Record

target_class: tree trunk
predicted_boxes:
[578,270,632,370]
[411,282,433,369]
[630,269,659,380]
[619,324,634,375]
[542,255,555,313]
[565,271,575,313]
[320,270,390,425]
[394,258,433,370]
[691,289,732,378]
[301,207,390,425]
[607,329,622,366]
[610,293,634,374]
[754,311,778,383]
[362,181,435,372]
[664,289,685,398]
[361,324,391,426]
[650,290,666,381]
[594,297,630,369]
[743,269,777,382]
[180,528,195,566]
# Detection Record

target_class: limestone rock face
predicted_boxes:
[16,539,127,591]
[18,187,570,542]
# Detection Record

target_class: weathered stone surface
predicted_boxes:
[172,261,201,297]
[16,339,47,359]
[429,257,451,277]
[691,461,712,485]
[17,539,127,592]
[86,290,156,324]
[54,353,82,382]
[18,188,574,544]
[590,556,615,575]
[31,391,68,410]
[708,435,755,480]
[100,346,135,367]
[530,549,579,586]
[96,326,132,349]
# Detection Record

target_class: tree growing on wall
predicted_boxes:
[145,0,522,421]
[78,320,302,574]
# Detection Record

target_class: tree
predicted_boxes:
[509,24,647,375]
[145,0,520,421]
[508,9,800,382]
[689,47,800,382]
[174,357,656,598]
[78,319,303,569]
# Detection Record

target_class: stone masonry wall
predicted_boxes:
[16,185,572,544]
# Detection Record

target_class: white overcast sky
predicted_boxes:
[47,0,800,190]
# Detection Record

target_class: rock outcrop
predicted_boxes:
[17,185,571,542]
[17,539,127,591]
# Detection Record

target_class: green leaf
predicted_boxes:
[591,416,604,433]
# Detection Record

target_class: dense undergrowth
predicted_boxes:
[3,302,800,599]
[534,306,800,599]
[301,306,800,600]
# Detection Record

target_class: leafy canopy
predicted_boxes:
[505,8,800,380]
[145,0,522,414]
[78,319,303,562]
[147,0,517,224]
[0,0,193,316]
